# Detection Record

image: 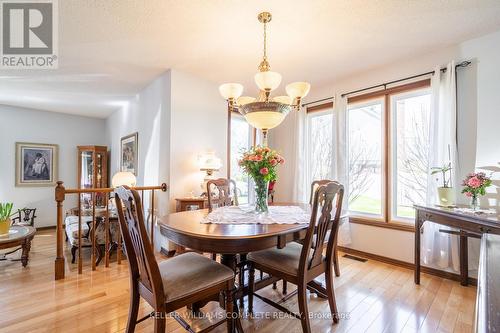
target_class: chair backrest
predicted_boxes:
[300,181,344,272]
[207,178,238,212]
[309,180,334,205]
[12,208,36,226]
[114,186,164,303]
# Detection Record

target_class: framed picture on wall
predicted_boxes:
[16,142,58,187]
[120,132,138,175]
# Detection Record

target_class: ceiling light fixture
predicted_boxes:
[219,12,311,145]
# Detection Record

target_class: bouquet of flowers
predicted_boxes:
[461,172,492,209]
[238,146,284,213]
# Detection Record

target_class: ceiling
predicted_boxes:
[1,0,500,118]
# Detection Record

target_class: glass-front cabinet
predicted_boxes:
[77,146,108,208]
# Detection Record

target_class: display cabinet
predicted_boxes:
[77,146,108,207]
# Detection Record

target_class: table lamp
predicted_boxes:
[112,171,137,188]
[198,152,222,196]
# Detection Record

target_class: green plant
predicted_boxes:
[431,163,452,188]
[0,203,14,221]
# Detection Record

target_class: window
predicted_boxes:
[347,99,384,216]
[229,112,253,204]
[347,80,431,225]
[306,104,333,189]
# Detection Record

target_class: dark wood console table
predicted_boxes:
[414,204,500,286]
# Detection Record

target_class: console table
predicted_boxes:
[414,204,500,286]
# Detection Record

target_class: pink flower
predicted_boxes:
[255,155,263,161]
[259,167,269,175]
[465,192,473,197]
[467,176,482,189]
[279,157,285,164]
[270,159,278,166]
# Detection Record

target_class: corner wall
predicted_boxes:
[0,106,107,227]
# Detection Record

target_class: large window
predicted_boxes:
[229,112,253,204]
[306,104,333,188]
[347,80,431,224]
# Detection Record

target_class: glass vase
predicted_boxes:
[470,194,479,211]
[254,178,269,214]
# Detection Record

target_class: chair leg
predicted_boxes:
[325,265,339,323]
[282,280,288,295]
[153,308,166,333]
[297,282,311,333]
[225,286,234,333]
[248,263,255,314]
[126,285,140,333]
[334,247,340,277]
[212,253,217,261]
[71,246,77,264]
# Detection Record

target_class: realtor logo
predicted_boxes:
[1,0,58,68]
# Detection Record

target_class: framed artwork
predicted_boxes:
[16,142,58,187]
[120,132,138,175]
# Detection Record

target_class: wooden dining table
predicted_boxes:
[158,203,332,331]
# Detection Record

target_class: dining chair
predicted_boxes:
[114,186,237,333]
[310,180,341,277]
[247,182,344,333]
[207,178,238,213]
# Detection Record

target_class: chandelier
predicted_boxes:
[219,12,311,144]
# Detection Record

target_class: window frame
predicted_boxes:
[346,79,431,232]
[227,109,256,203]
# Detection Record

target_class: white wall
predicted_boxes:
[106,69,226,250]
[271,30,500,265]
[168,69,227,210]
[0,106,106,227]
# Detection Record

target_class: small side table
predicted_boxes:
[175,197,208,212]
[0,226,36,267]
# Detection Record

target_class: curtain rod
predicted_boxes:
[301,60,472,107]
[340,60,471,98]
[301,96,334,108]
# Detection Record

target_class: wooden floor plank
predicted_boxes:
[0,230,476,333]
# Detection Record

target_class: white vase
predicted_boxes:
[437,187,455,206]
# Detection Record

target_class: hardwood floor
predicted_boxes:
[0,230,476,333]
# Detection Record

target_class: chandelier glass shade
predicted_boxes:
[219,11,311,138]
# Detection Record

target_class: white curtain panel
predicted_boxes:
[422,61,460,272]
[332,94,352,245]
[292,106,308,203]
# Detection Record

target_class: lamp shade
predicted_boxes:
[239,101,291,130]
[219,83,243,100]
[112,171,137,188]
[273,95,292,105]
[286,82,311,100]
[237,96,256,106]
[198,152,222,171]
[254,71,282,91]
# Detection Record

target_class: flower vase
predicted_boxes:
[0,218,11,236]
[254,178,269,214]
[470,195,479,211]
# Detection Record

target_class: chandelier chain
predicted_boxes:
[263,21,267,60]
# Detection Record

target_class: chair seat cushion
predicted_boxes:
[64,215,120,247]
[248,242,310,276]
[158,252,234,302]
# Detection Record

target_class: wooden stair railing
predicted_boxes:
[54,181,168,280]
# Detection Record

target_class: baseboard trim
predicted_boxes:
[36,225,56,231]
[338,246,477,286]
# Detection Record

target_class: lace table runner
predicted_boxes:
[202,205,310,225]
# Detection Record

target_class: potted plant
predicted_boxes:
[239,146,284,214]
[431,163,454,206]
[0,203,14,236]
[461,172,492,210]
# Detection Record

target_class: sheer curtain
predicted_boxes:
[422,61,460,272]
[332,94,351,245]
[292,107,308,203]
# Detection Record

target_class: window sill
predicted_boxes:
[349,216,415,233]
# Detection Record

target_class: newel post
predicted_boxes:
[54,181,66,280]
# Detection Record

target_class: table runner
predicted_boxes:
[202,205,310,225]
